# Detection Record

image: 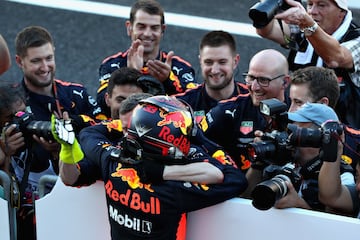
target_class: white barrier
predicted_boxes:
[187,198,360,240]
[36,178,360,240]
[35,179,111,240]
[0,198,10,240]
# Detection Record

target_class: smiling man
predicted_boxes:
[201,49,290,171]
[254,0,360,128]
[13,25,101,240]
[96,0,196,116]
[175,30,248,124]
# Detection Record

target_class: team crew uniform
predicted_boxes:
[19,78,100,175]
[97,50,197,116]
[10,79,101,240]
[201,94,267,172]
[73,122,247,240]
[175,82,248,123]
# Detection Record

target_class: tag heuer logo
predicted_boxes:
[239,121,253,135]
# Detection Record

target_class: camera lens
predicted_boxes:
[251,174,290,210]
[247,140,276,162]
[26,121,54,141]
[287,124,322,147]
[248,0,284,28]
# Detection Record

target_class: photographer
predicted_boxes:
[251,102,354,211]
[54,96,247,240]
[0,81,54,240]
[289,66,360,171]
[251,0,360,128]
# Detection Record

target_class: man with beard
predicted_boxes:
[201,49,290,171]
[175,30,248,124]
[9,25,101,240]
[97,0,196,116]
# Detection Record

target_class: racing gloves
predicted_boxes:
[51,115,84,164]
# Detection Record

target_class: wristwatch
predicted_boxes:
[300,22,318,37]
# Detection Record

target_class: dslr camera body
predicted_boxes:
[249,0,303,28]
[4,111,53,143]
[248,99,343,210]
[248,0,308,51]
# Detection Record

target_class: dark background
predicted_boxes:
[1,0,359,97]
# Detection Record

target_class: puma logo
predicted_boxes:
[110,63,121,69]
[225,109,236,118]
[73,89,84,99]
[172,66,183,75]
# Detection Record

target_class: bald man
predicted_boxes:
[0,35,11,75]
[201,49,290,171]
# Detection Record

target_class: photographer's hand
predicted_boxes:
[0,124,25,156]
[274,0,308,27]
[274,181,311,209]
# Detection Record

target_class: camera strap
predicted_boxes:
[9,149,33,206]
[299,156,322,180]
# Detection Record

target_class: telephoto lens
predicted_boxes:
[251,174,290,210]
[249,0,285,28]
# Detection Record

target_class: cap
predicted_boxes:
[287,103,339,126]
[334,0,348,11]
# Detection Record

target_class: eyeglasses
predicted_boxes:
[243,73,285,87]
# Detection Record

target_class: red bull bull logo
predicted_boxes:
[212,150,237,167]
[157,109,192,136]
[104,119,123,132]
[111,163,154,192]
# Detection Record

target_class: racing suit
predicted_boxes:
[201,94,267,172]
[20,78,101,174]
[74,122,247,240]
[97,50,197,117]
[175,81,249,124]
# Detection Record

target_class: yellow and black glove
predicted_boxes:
[51,115,84,164]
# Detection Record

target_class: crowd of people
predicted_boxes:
[1,0,360,239]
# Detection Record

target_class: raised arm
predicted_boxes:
[318,135,354,214]
[273,0,355,69]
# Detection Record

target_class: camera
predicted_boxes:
[247,99,343,165]
[247,98,290,165]
[249,99,343,210]
[249,0,303,28]
[251,163,301,210]
[4,111,54,142]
